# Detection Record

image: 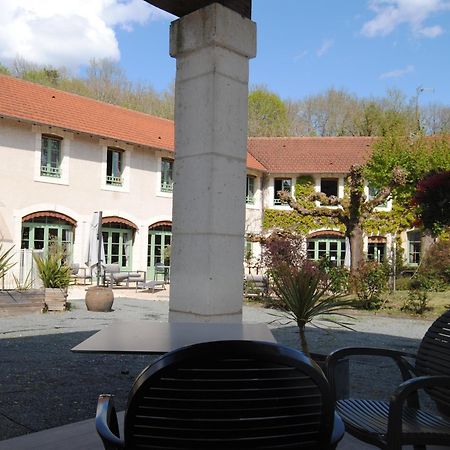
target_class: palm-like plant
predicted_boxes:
[271,261,353,356]
[33,243,71,289]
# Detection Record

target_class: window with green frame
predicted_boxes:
[161,158,174,193]
[407,230,421,265]
[102,223,133,270]
[306,235,346,266]
[106,147,124,186]
[246,176,256,204]
[41,135,62,178]
[21,217,73,257]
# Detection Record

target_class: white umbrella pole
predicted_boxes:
[97,211,102,287]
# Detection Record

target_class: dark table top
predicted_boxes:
[71,321,276,354]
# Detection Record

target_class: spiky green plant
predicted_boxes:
[271,261,353,356]
[33,243,71,289]
[0,243,15,281]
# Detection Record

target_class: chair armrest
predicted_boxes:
[331,412,345,447]
[387,375,450,449]
[96,394,125,449]
[325,347,417,398]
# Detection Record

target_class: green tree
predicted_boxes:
[365,133,450,257]
[365,135,450,200]
[248,87,290,136]
[0,63,10,75]
[279,165,406,275]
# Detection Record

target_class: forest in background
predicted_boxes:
[1,57,449,138]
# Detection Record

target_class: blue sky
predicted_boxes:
[1,0,450,105]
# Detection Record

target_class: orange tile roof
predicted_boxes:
[246,152,266,171]
[0,76,376,174]
[248,137,376,174]
[0,75,267,172]
[0,74,174,150]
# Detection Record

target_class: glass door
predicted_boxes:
[307,237,346,266]
[102,227,132,270]
[147,225,172,280]
[21,221,73,259]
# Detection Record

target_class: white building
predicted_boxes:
[0,75,420,285]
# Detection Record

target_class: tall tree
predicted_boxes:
[248,87,290,136]
[365,133,450,257]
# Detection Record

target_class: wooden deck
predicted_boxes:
[3,414,445,450]
[0,412,123,450]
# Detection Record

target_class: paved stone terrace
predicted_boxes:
[0,285,440,447]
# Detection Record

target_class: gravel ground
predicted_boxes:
[0,286,435,441]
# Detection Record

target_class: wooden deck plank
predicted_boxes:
[1,413,447,450]
[0,412,124,450]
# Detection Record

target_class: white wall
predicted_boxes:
[0,118,173,276]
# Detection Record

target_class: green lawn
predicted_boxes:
[354,289,450,319]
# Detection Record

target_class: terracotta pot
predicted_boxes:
[85,286,114,312]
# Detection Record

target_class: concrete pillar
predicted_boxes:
[168,3,256,322]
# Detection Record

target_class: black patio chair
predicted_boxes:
[96,340,344,449]
[326,309,450,450]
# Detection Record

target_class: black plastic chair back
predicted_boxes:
[124,340,336,449]
[416,309,450,416]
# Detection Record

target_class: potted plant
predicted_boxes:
[34,243,71,311]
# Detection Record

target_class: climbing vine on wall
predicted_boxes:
[263,176,343,234]
[263,175,416,236]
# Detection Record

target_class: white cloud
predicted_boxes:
[362,0,450,38]
[293,50,309,62]
[379,64,414,79]
[317,39,334,57]
[418,25,444,37]
[0,0,171,69]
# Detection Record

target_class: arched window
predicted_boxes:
[306,232,346,266]
[21,212,76,257]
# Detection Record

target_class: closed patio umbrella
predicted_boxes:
[85,211,105,286]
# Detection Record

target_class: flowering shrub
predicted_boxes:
[261,232,305,269]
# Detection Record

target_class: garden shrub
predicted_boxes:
[318,257,350,294]
[401,289,429,315]
[418,240,450,288]
[351,261,390,309]
[395,275,413,291]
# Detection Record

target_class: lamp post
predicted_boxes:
[415,85,434,132]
